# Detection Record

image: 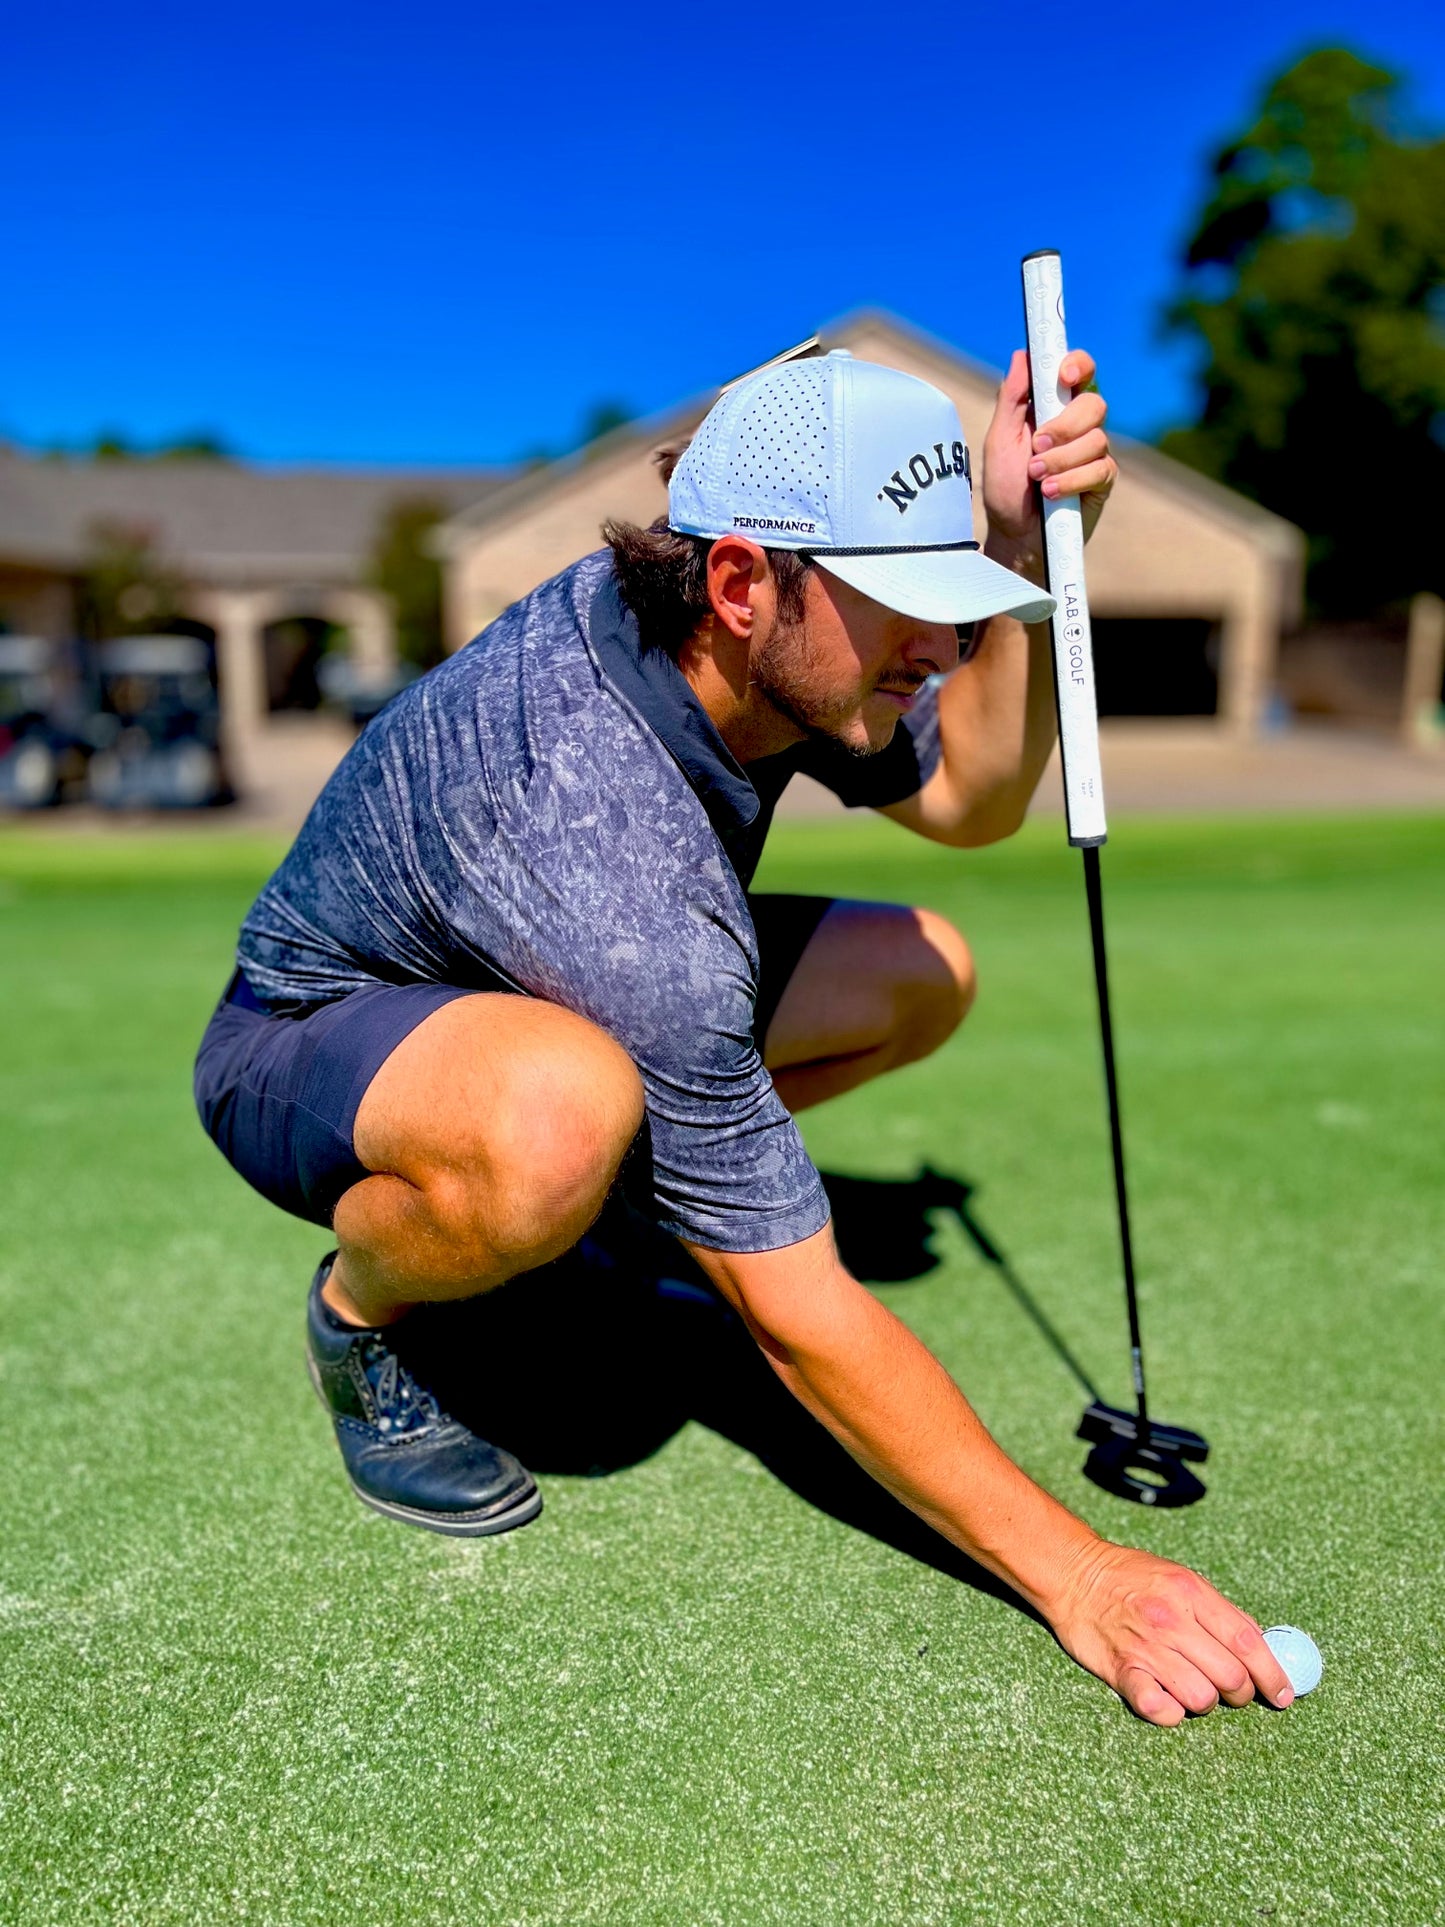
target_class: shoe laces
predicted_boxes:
[359,1337,443,1437]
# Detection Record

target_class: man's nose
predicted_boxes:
[905,623,960,677]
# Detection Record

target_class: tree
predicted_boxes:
[75,520,189,641]
[367,497,447,670]
[517,399,635,470]
[1161,49,1445,615]
[578,400,633,458]
[89,431,231,461]
[154,433,231,462]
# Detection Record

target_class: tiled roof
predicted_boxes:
[0,455,508,581]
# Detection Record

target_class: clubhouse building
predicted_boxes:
[438,314,1305,737]
[0,312,1307,810]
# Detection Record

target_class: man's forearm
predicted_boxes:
[685,1232,1099,1615]
[934,534,1058,843]
[883,533,1060,848]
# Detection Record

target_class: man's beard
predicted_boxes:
[751,615,918,758]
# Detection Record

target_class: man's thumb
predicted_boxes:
[999,349,1032,411]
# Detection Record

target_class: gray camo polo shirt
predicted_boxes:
[236,551,943,1253]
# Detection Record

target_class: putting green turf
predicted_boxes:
[1,813,1442,1924]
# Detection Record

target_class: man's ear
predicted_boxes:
[705,537,768,641]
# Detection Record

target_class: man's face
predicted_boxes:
[751,565,960,757]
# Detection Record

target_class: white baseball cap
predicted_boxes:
[668,350,1055,626]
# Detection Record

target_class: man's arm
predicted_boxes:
[683,1224,1296,1726]
[881,347,1117,849]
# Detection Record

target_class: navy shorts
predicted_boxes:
[194,894,833,1230]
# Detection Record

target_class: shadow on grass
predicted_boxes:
[394,1167,1095,1622]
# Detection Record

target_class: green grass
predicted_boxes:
[2,813,1442,1924]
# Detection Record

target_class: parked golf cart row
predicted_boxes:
[0,633,421,811]
[0,632,231,810]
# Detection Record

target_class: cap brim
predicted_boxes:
[814,548,1055,626]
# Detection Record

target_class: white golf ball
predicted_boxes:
[1263,1625,1323,1697]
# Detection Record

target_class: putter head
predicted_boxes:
[1076,1402,1209,1508]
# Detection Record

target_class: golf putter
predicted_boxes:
[1021,250,1208,1508]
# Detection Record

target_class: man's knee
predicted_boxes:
[896,907,976,1063]
[357,996,644,1281]
[477,1010,645,1258]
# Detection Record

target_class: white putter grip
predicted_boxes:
[1021,250,1107,847]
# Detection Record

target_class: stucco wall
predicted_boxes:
[447,457,670,652]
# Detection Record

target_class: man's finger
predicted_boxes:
[1147,1647,1224,1718]
[1040,456,1116,500]
[1194,1596,1295,1707]
[1171,1626,1256,1709]
[1032,390,1107,450]
[993,348,1033,423]
[1029,428,1110,478]
[1060,348,1097,390]
[1119,1664,1186,1728]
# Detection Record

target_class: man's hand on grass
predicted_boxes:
[982,347,1117,560]
[1046,1538,1297,1726]
[686,1227,1295,1730]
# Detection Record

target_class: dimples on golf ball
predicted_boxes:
[1264,1625,1323,1696]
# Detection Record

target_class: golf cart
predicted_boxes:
[0,634,93,810]
[85,634,231,809]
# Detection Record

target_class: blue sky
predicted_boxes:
[4,0,1442,465]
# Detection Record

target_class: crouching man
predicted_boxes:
[195,348,1293,1726]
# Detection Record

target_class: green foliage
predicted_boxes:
[88,431,231,461]
[578,399,634,457]
[519,399,635,469]
[74,518,189,641]
[1162,49,1445,615]
[366,496,447,670]
[152,433,231,461]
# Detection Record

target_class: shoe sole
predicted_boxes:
[349,1479,543,1538]
[307,1355,543,1538]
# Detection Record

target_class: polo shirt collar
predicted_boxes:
[587,570,762,857]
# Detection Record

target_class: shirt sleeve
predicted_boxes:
[439,708,832,1255]
[792,674,944,807]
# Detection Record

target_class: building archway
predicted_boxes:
[261,615,349,713]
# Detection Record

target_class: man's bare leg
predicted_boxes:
[323,994,645,1328]
[301,995,641,1537]
[763,902,975,1113]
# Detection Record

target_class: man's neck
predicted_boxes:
[677,631,804,766]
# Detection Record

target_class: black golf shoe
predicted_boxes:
[305,1253,542,1538]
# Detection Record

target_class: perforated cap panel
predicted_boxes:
[669,355,840,549]
[665,350,1032,628]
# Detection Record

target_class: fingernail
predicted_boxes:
[1033,434,1054,452]
[1041,478,1060,497]
[1028,457,1046,479]
[1276,1687,1295,1708]
[1062,362,1078,383]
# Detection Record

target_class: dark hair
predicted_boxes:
[602,516,815,657]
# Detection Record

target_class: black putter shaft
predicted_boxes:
[1082,843,1149,1440]
[1023,249,1209,1505]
